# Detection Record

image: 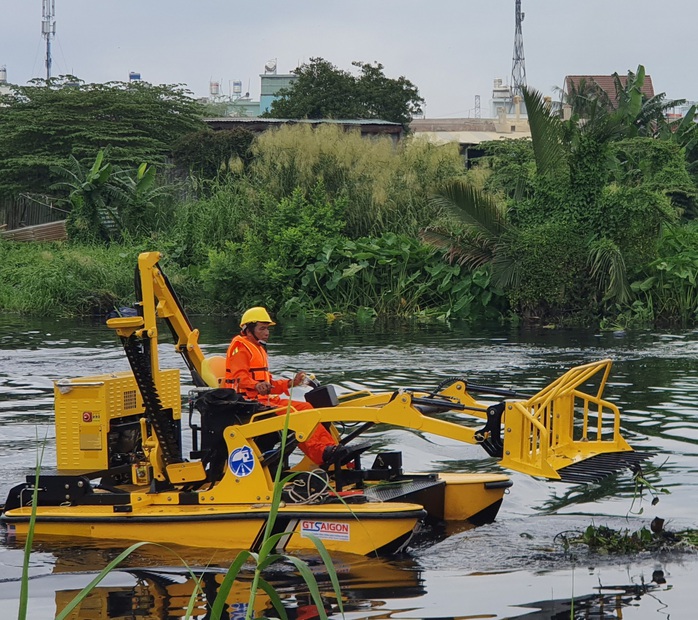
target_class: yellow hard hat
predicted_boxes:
[240,306,276,328]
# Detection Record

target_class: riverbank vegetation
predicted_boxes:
[2,67,698,326]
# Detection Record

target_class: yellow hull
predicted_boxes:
[438,472,511,523]
[2,472,510,556]
[2,501,423,556]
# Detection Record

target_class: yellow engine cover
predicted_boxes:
[54,369,181,472]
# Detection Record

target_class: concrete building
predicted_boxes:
[218,64,298,118]
[260,72,296,114]
[410,97,530,167]
[226,97,263,118]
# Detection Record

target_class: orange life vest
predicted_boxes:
[224,334,271,396]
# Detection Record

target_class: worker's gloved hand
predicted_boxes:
[291,371,306,387]
[255,381,272,395]
[322,444,351,466]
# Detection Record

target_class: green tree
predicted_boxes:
[111,161,174,238]
[352,61,424,126]
[264,58,424,126]
[0,76,205,196]
[612,66,685,138]
[559,66,685,139]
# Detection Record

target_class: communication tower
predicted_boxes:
[42,0,56,81]
[511,0,527,98]
[474,94,481,118]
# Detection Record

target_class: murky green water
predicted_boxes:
[0,315,696,618]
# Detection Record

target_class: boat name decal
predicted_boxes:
[300,520,350,541]
[228,446,255,477]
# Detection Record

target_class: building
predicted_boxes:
[0,65,12,97]
[564,74,655,106]
[410,97,530,167]
[217,63,298,118]
[260,72,296,114]
[226,97,262,118]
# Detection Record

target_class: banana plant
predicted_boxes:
[51,149,124,242]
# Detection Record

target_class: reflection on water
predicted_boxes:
[49,565,669,620]
[7,538,675,620]
[0,315,697,618]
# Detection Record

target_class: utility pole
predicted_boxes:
[42,0,56,81]
[511,0,527,99]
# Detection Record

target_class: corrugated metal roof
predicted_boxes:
[204,117,401,126]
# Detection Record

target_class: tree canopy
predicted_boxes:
[0,76,206,196]
[263,58,424,126]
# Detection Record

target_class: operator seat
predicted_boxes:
[201,355,226,388]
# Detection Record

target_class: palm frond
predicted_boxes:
[490,246,521,290]
[430,179,508,237]
[522,86,565,177]
[588,238,631,304]
[420,227,495,270]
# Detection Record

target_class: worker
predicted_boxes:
[224,306,342,466]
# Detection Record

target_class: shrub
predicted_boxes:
[171,128,255,179]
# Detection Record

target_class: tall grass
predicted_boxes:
[0,241,140,316]
[248,124,466,237]
[0,241,212,316]
[160,178,256,266]
[18,431,46,620]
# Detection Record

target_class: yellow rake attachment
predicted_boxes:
[225,360,649,484]
[498,359,649,481]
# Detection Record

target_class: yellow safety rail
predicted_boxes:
[499,359,632,479]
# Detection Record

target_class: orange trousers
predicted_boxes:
[259,396,336,465]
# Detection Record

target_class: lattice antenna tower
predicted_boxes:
[42,0,56,81]
[474,95,481,118]
[511,0,527,98]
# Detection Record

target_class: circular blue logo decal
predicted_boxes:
[229,446,255,477]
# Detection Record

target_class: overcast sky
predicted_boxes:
[2,0,696,118]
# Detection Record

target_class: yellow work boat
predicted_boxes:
[0,252,650,556]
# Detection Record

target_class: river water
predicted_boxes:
[0,314,696,619]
